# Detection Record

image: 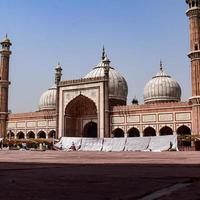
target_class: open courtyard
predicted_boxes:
[0,150,200,200]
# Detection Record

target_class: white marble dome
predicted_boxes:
[84,58,128,102]
[39,85,56,110]
[144,66,181,104]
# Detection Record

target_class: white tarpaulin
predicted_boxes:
[102,138,113,152]
[111,138,126,151]
[147,135,178,152]
[102,138,126,152]
[125,137,151,151]
[55,135,178,152]
[79,138,103,151]
[54,137,82,150]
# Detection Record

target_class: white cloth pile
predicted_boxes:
[125,137,150,151]
[147,135,178,152]
[54,135,178,152]
[79,138,103,151]
[102,138,126,152]
[54,137,82,151]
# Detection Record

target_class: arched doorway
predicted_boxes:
[16,131,25,139]
[112,128,124,137]
[65,95,97,137]
[83,122,97,137]
[37,131,46,139]
[127,127,140,137]
[143,127,156,137]
[48,130,56,138]
[177,125,191,147]
[27,131,35,139]
[159,126,173,136]
[7,131,15,139]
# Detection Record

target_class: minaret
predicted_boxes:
[186,0,200,135]
[103,53,110,138]
[0,35,12,138]
[55,62,62,138]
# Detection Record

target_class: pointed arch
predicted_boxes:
[177,125,191,147]
[48,130,56,138]
[65,94,97,137]
[176,125,191,136]
[16,131,25,139]
[143,127,156,137]
[83,122,97,138]
[65,94,97,116]
[27,131,35,139]
[127,127,140,137]
[159,126,173,136]
[37,131,46,139]
[7,131,15,139]
[112,128,124,137]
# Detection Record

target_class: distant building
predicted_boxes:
[3,1,200,140]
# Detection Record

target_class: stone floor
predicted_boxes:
[0,150,200,200]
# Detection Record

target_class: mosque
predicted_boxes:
[1,0,200,141]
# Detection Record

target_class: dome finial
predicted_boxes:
[102,45,105,60]
[160,59,163,71]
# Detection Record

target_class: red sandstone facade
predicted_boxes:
[2,1,199,139]
[186,0,200,135]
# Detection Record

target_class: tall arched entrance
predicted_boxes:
[83,122,97,137]
[65,95,98,137]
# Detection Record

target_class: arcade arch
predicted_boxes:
[112,128,125,137]
[48,130,56,138]
[27,131,35,139]
[143,127,156,137]
[127,127,140,137]
[37,131,46,138]
[159,126,173,136]
[16,131,25,139]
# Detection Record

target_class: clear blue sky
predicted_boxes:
[0,0,190,113]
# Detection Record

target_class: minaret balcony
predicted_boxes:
[186,7,200,17]
[0,80,10,86]
[188,50,200,60]
[189,96,200,105]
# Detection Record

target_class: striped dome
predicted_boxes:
[144,67,181,104]
[85,59,128,102]
[39,85,56,111]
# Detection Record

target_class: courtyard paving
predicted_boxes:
[0,150,200,200]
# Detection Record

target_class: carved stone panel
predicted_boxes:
[27,121,36,128]
[17,122,26,128]
[7,122,16,128]
[38,121,47,127]
[48,120,56,127]
[127,115,140,123]
[158,113,173,122]
[112,116,125,124]
[142,115,156,122]
[175,113,191,121]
